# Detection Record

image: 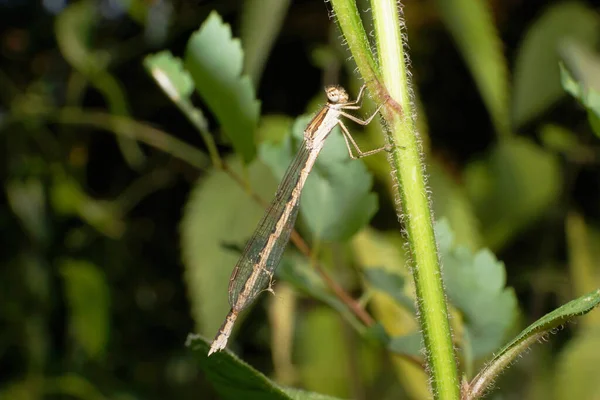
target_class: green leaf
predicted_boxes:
[468,290,600,398]
[241,0,292,86]
[363,268,415,313]
[388,332,424,358]
[55,0,144,167]
[185,11,261,163]
[59,259,110,360]
[555,329,600,400]
[512,2,600,127]
[50,168,125,238]
[180,159,278,337]
[435,219,518,359]
[6,179,48,246]
[428,160,482,251]
[464,137,561,249]
[144,51,194,101]
[260,115,378,241]
[434,0,510,136]
[186,334,344,400]
[277,253,365,334]
[296,308,353,398]
[559,40,600,137]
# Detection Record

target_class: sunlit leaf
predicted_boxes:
[186,334,344,400]
[59,259,110,360]
[512,2,600,127]
[185,11,261,163]
[434,0,510,136]
[435,219,518,359]
[144,51,194,101]
[260,115,377,242]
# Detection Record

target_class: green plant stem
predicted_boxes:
[330,0,459,398]
[372,1,459,398]
[51,108,210,170]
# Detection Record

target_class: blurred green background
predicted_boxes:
[2,0,600,399]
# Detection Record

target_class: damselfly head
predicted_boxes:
[325,85,349,104]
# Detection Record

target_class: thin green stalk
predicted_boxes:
[52,108,210,170]
[330,0,459,398]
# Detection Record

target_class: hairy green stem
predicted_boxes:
[330,0,459,398]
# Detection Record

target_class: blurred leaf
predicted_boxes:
[429,161,482,250]
[185,11,261,163]
[434,0,510,136]
[277,253,365,334]
[256,115,294,144]
[559,40,600,137]
[351,229,430,399]
[44,374,107,400]
[50,168,125,238]
[55,0,144,166]
[555,328,600,400]
[144,51,217,163]
[435,219,518,359]
[59,259,110,360]
[388,332,424,358]
[241,0,291,86]
[469,290,600,398]
[186,334,344,400]
[363,268,415,313]
[464,137,561,249]
[565,212,600,326]
[6,179,48,245]
[260,115,377,241]
[144,51,194,101]
[180,159,277,337]
[539,123,580,153]
[297,308,352,398]
[512,1,600,127]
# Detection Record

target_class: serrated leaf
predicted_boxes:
[260,115,377,242]
[180,159,277,337]
[59,259,110,360]
[434,0,510,136]
[144,51,194,101]
[185,11,261,163]
[512,2,600,127]
[468,290,600,399]
[144,50,211,139]
[435,219,518,359]
[186,334,344,400]
[464,137,561,249]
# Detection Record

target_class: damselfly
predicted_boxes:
[209,84,389,355]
